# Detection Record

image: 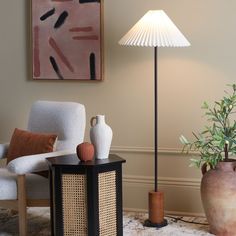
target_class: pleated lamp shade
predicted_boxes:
[119,10,190,47]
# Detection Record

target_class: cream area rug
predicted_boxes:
[0,208,213,236]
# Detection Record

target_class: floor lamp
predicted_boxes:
[119,10,190,227]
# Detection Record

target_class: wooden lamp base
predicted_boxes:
[144,191,168,228]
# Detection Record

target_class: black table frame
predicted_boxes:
[47,154,126,236]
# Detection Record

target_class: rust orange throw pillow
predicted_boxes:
[7,128,58,177]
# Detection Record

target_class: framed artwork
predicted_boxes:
[31,0,103,81]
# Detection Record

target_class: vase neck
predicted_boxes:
[96,115,105,124]
[216,161,236,172]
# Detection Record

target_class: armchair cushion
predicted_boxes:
[7,128,58,164]
[7,150,74,175]
[1,151,74,200]
[0,168,50,200]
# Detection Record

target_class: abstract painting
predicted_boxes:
[31,0,102,80]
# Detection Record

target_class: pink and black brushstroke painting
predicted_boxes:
[32,0,102,80]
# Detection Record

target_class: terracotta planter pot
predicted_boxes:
[201,161,236,236]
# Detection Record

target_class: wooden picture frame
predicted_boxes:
[31,0,103,81]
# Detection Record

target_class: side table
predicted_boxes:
[47,154,126,236]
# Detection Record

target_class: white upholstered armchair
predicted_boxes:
[0,101,86,236]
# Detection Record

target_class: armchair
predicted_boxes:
[0,101,86,236]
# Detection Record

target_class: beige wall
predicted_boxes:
[0,0,235,215]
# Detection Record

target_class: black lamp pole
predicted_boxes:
[154,46,158,192]
[144,46,167,228]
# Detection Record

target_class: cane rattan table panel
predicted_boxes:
[62,174,87,236]
[98,171,117,236]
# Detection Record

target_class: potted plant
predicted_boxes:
[180,84,236,236]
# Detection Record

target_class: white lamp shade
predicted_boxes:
[119,10,190,47]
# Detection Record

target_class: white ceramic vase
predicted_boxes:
[90,115,113,159]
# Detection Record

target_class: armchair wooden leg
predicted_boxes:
[18,175,27,236]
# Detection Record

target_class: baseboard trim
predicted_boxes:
[123,175,201,188]
[124,207,205,217]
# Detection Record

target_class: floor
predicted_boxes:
[0,208,213,236]
[124,211,213,236]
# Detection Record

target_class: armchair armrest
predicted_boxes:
[0,143,9,159]
[7,150,75,175]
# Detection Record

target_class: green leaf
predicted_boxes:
[179,135,189,145]
[201,101,209,109]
